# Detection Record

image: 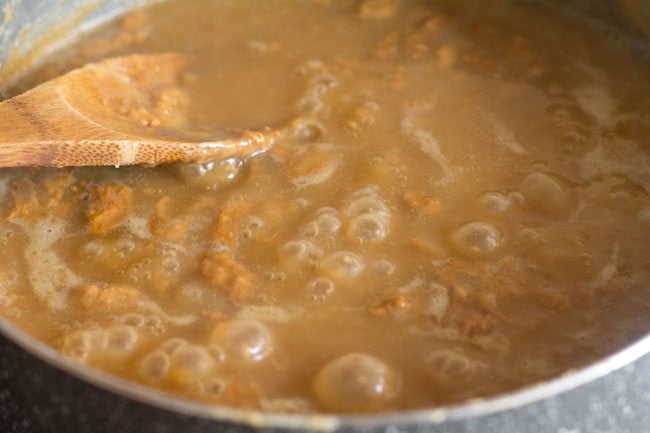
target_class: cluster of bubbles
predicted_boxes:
[61,324,140,362]
[138,318,273,395]
[454,171,572,258]
[299,206,342,239]
[79,235,145,269]
[295,60,339,115]
[278,186,393,298]
[139,337,222,392]
[279,240,325,265]
[126,247,183,287]
[115,312,167,336]
[344,187,391,242]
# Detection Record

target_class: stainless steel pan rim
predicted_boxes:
[1,314,648,431]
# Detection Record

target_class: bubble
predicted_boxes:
[105,325,139,355]
[520,172,569,216]
[174,158,244,189]
[170,344,214,376]
[282,240,323,264]
[150,324,166,336]
[300,221,320,238]
[349,186,379,199]
[309,73,339,90]
[119,313,146,327]
[61,329,105,361]
[264,272,286,282]
[212,319,273,363]
[319,251,365,280]
[306,277,335,300]
[426,348,477,384]
[373,259,395,275]
[279,240,313,260]
[298,94,324,113]
[294,120,325,142]
[348,213,389,241]
[206,344,226,362]
[159,338,187,354]
[116,238,136,253]
[345,196,389,219]
[451,222,502,258]
[517,227,542,249]
[179,285,203,303]
[315,206,338,216]
[161,256,181,273]
[61,331,92,361]
[477,192,511,215]
[139,350,170,381]
[316,213,342,234]
[81,241,104,257]
[313,353,400,412]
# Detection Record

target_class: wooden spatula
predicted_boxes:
[0,53,283,167]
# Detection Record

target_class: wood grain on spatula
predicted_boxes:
[0,53,282,167]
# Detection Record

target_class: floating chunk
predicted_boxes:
[201,253,256,302]
[285,144,340,188]
[345,101,380,131]
[149,196,188,244]
[368,294,410,317]
[86,182,133,235]
[42,171,75,210]
[210,199,252,249]
[403,191,440,216]
[7,177,39,219]
[78,284,142,314]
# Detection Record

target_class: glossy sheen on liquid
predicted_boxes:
[1,0,650,414]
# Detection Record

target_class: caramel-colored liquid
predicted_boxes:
[1,0,650,413]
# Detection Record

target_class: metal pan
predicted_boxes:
[0,1,648,432]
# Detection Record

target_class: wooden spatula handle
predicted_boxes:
[0,90,282,167]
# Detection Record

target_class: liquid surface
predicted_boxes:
[1,0,650,414]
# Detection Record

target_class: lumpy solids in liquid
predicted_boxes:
[0,0,650,414]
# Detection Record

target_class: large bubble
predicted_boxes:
[319,251,365,280]
[520,172,569,216]
[451,222,502,258]
[313,353,400,412]
[211,319,273,363]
